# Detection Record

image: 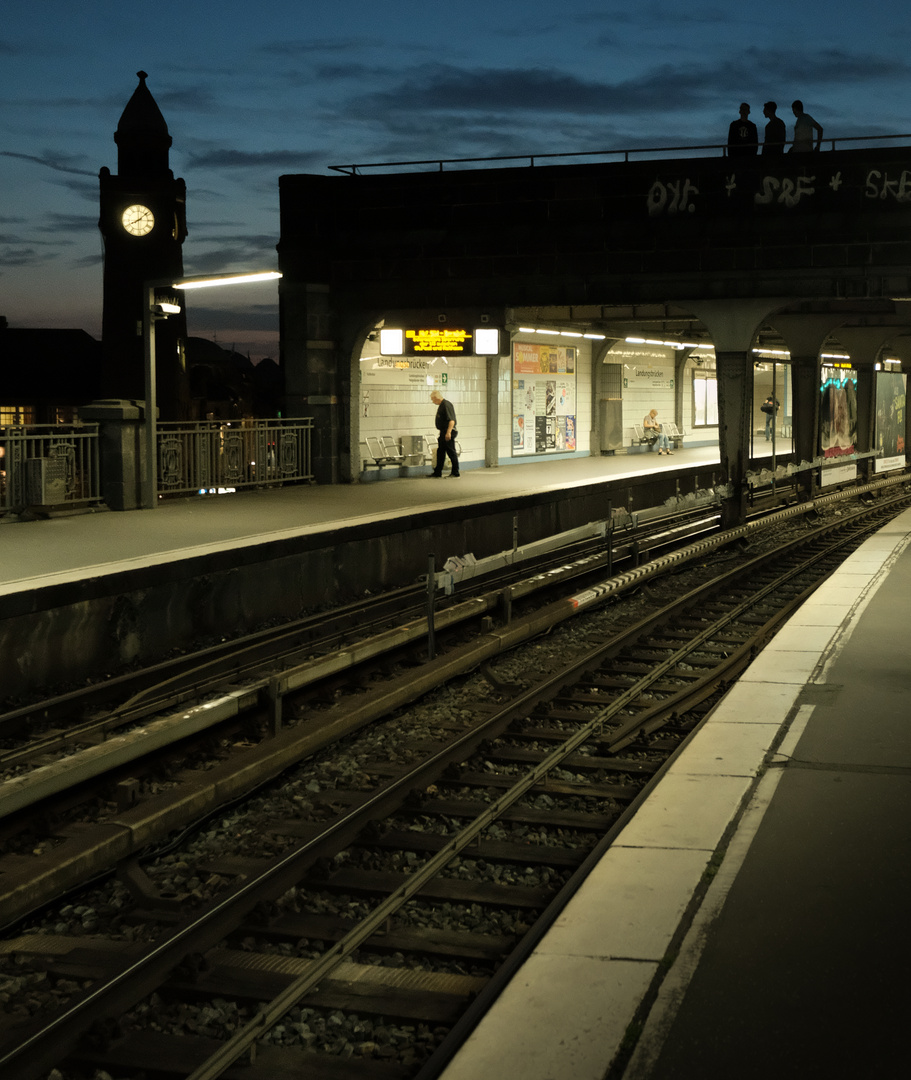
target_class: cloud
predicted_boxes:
[260,37,374,56]
[0,247,41,267]
[0,150,96,177]
[344,48,910,123]
[188,148,325,169]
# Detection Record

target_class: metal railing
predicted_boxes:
[155,417,314,498]
[329,132,911,175]
[0,424,101,512]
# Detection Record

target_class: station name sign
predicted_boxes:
[380,327,501,357]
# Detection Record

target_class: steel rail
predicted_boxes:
[1,497,899,1080]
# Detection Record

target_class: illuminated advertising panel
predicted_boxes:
[874,369,907,473]
[819,366,857,459]
[512,341,577,456]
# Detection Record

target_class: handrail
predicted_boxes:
[329,132,911,176]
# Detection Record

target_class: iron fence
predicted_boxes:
[156,417,314,497]
[0,424,101,512]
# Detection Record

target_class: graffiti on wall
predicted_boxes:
[647,168,911,216]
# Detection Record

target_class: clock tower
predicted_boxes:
[99,71,189,418]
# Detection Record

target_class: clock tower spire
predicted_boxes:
[99,71,189,418]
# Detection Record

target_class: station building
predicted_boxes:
[276,146,911,521]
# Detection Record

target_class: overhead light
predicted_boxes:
[584,333,606,340]
[157,301,182,314]
[174,270,282,289]
[474,327,501,354]
[626,336,698,351]
[380,328,404,355]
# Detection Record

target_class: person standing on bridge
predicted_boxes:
[727,103,758,157]
[762,102,787,155]
[789,100,823,152]
[429,390,460,477]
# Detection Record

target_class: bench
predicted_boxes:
[663,422,686,448]
[632,424,659,448]
[363,435,404,470]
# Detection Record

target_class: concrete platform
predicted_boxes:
[438,507,911,1080]
[0,447,719,597]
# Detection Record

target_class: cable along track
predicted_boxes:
[0,498,898,1080]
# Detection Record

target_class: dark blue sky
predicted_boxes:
[2,0,908,359]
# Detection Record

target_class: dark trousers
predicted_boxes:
[434,433,459,475]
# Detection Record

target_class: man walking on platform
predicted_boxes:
[429,390,459,477]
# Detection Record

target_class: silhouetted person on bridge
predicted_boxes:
[789,100,823,152]
[762,102,787,155]
[727,103,758,157]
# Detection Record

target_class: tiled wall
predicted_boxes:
[358,334,593,468]
[358,335,720,468]
[358,342,487,465]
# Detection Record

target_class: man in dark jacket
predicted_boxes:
[762,101,787,155]
[429,390,459,477]
[727,103,758,157]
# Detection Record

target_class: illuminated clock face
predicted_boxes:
[121,204,155,236]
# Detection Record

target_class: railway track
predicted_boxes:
[0,491,906,1080]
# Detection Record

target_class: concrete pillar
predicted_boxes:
[485,354,500,467]
[854,367,874,481]
[687,299,789,526]
[715,349,752,526]
[281,280,342,484]
[79,399,147,511]
[789,356,822,499]
[768,315,845,501]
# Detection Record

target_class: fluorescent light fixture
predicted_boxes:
[560,331,583,338]
[820,352,850,360]
[157,301,182,314]
[518,327,537,333]
[625,336,646,344]
[474,327,501,354]
[380,328,404,355]
[173,270,281,290]
[584,333,606,340]
[752,347,790,357]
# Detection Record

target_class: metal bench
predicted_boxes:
[364,435,404,470]
[663,422,686,448]
[632,424,658,448]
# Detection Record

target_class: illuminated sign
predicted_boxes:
[406,328,470,354]
[379,327,501,357]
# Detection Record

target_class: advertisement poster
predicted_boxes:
[513,415,525,449]
[874,370,907,473]
[819,367,857,459]
[512,342,577,455]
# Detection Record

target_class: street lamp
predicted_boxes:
[142,270,282,508]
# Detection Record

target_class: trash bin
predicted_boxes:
[401,435,425,466]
